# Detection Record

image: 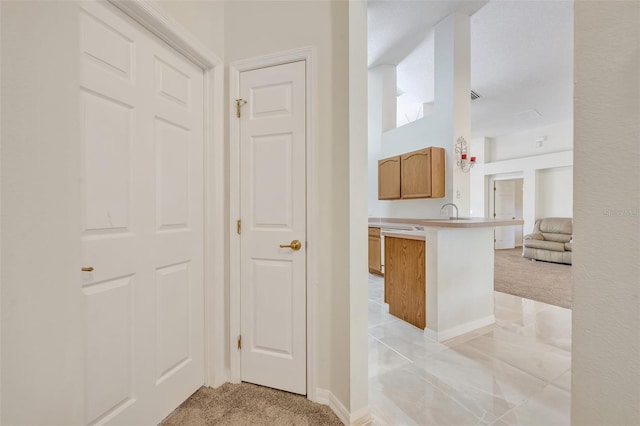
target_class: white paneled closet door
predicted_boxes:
[79,2,204,424]
[239,61,307,395]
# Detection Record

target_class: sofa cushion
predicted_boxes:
[523,247,572,264]
[542,232,572,243]
[524,233,544,241]
[565,242,572,251]
[524,239,566,252]
[538,217,572,235]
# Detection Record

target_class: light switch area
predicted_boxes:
[456,190,461,199]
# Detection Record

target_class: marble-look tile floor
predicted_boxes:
[367,274,571,426]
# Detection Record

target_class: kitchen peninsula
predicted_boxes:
[369,217,524,342]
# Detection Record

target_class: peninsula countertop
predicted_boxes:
[368,217,524,229]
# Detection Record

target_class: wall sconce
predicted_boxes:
[455,136,476,173]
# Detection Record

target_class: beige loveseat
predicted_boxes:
[522,217,572,264]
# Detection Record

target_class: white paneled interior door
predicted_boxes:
[494,180,516,249]
[80,2,204,424]
[239,61,307,395]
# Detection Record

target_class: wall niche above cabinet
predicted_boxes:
[378,147,445,200]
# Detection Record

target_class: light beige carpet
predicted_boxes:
[494,248,572,309]
[161,383,343,426]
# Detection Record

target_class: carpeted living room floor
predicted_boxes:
[494,247,572,309]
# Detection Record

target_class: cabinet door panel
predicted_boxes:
[384,236,425,329]
[401,149,431,198]
[378,156,401,200]
[368,235,382,275]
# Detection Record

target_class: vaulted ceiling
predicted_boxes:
[368,0,574,138]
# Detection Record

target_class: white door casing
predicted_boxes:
[494,180,516,249]
[238,61,307,395]
[80,2,205,424]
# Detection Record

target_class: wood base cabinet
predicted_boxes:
[384,236,425,329]
[368,227,383,276]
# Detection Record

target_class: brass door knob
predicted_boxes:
[81,267,94,272]
[280,240,302,251]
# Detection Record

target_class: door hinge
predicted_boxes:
[493,212,497,218]
[237,219,241,234]
[235,99,247,118]
[237,335,242,350]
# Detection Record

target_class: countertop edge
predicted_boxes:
[369,217,525,228]
[381,231,426,241]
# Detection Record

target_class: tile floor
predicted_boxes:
[367,274,571,426]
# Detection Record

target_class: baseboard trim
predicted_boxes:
[209,368,230,388]
[315,389,348,425]
[424,315,495,342]
[315,388,371,425]
[350,406,372,425]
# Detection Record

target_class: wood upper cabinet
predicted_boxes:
[378,156,401,200]
[368,227,383,276]
[401,147,445,199]
[378,147,445,200]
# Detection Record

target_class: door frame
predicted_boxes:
[229,47,318,400]
[109,0,227,388]
[488,172,524,219]
[489,173,524,249]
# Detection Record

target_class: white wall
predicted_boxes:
[369,13,471,219]
[348,1,369,417]
[488,120,573,162]
[572,1,640,424]
[396,30,435,127]
[536,166,573,218]
[396,30,435,107]
[0,4,2,417]
[368,65,396,218]
[155,0,224,56]
[224,0,355,412]
[471,121,574,233]
[514,178,523,246]
[1,2,85,423]
[469,137,488,217]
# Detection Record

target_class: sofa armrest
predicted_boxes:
[524,233,544,241]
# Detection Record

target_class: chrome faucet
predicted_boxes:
[440,203,459,220]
